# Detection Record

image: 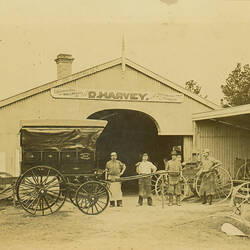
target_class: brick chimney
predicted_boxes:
[55,54,74,79]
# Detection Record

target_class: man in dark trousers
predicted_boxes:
[136,153,157,206]
[164,150,183,206]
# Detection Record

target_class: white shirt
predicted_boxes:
[136,161,157,175]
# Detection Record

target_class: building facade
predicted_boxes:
[0,54,217,177]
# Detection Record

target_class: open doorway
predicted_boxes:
[88,109,183,194]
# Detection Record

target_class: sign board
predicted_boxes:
[51,88,184,103]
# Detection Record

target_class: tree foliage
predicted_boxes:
[185,80,207,98]
[221,63,250,106]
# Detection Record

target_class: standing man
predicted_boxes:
[197,149,221,205]
[136,153,157,206]
[164,150,183,206]
[105,152,126,207]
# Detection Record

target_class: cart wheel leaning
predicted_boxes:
[154,175,189,201]
[151,173,160,197]
[231,181,250,219]
[235,162,250,181]
[195,166,233,204]
[75,181,109,215]
[16,166,67,216]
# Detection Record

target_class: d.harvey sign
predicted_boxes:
[51,88,184,103]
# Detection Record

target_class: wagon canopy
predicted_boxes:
[20,119,107,151]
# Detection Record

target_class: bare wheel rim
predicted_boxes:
[151,173,160,197]
[232,181,250,219]
[235,163,250,181]
[195,166,233,203]
[154,175,188,201]
[16,166,66,216]
[75,181,109,215]
[155,175,168,200]
[241,201,250,226]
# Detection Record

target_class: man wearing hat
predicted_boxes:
[136,153,157,206]
[196,149,221,205]
[105,152,126,207]
[164,150,183,206]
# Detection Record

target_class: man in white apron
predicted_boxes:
[105,152,126,207]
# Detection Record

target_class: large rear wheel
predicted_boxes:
[16,166,66,216]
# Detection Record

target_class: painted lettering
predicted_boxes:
[130,93,138,100]
[108,91,117,99]
[138,93,148,101]
[88,91,96,99]
[115,93,123,99]
[96,91,108,99]
[123,93,130,99]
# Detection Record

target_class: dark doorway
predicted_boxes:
[88,109,183,195]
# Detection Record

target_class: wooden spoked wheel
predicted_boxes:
[235,163,250,181]
[232,182,250,219]
[16,166,66,216]
[154,175,189,201]
[75,181,109,215]
[151,173,160,197]
[241,200,250,227]
[195,166,233,203]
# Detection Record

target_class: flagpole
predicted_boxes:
[121,34,126,72]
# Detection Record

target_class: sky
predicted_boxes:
[1,0,250,104]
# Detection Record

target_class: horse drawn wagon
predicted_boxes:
[14,119,111,216]
[3,119,169,216]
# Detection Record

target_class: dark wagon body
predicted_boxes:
[16,119,110,216]
[20,119,107,175]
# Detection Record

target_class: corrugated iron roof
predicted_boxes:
[193,104,250,130]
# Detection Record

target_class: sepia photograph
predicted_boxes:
[0,1,250,249]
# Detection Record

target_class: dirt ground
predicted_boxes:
[0,196,249,250]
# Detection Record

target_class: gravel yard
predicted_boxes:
[0,196,249,250]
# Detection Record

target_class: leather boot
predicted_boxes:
[176,195,181,206]
[110,200,115,207]
[147,197,153,206]
[202,193,207,204]
[138,196,143,206]
[117,200,123,207]
[168,194,173,206]
[208,195,213,205]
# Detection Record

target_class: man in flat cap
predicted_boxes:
[164,150,183,206]
[196,149,221,205]
[105,152,126,207]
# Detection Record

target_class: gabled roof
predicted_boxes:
[0,57,218,109]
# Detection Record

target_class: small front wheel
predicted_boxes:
[75,181,109,215]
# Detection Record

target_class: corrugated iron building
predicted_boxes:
[193,105,250,177]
